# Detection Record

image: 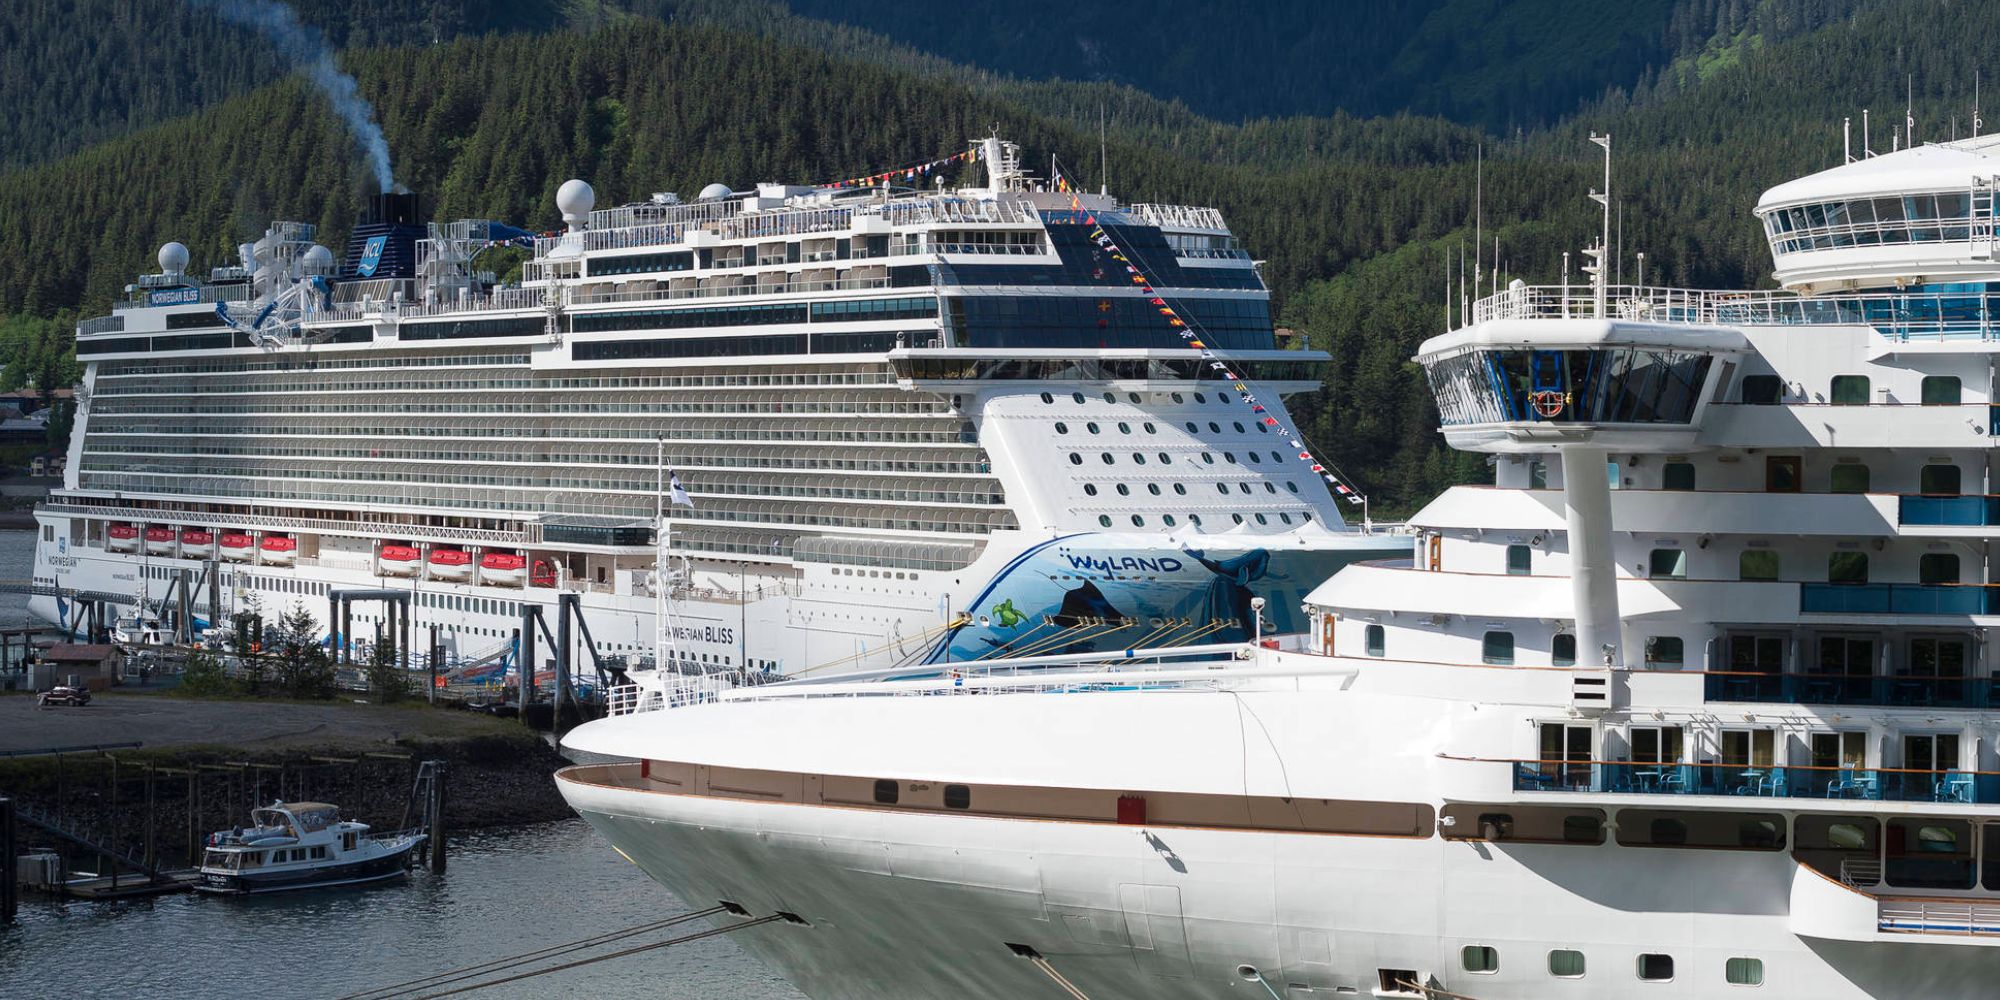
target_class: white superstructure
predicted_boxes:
[556,136,2000,999]
[30,137,1399,680]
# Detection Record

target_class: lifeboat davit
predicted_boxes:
[378,543,420,577]
[219,532,253,562]
[478,551,526,587]
[259,534,297,565]
[427,547,472,581]
[107,523,140,552]
[144,526,177,555]
[179,528,216,558]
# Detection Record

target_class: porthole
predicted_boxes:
[1158,453,1172,465]
[944,784,971,809]
[1069,453,1082,465]
[1636,954,1673,982]
[1224,451,1236,463]
[1254,513,1269,524]
[1189,514,1203,525]
[1209,421,1221,433]
[1201,452,1214,463]
[1039,392,1054,404]
[1131,515,1145,526]
[1054,422,1069,434]
[1147,483,1161,495]
[1143,422,1156,433]
[1127,392,1140,403]
[1098,515,1112,526]
[1246,451,1260,463]
[1239,483,1253,494]
[1279,512,1293,524]
[1185,422,1198,433]
[1217,484,1231,495]
[1233,421,1246,433]
[873,779,899,804]
[1102,392,1116,403]
[1232,513,1245,524]
[1171,392,1184,404]
[1162,514,1177,526]
[1172,483,1187,495]
[1193,392,1207,404]
[1133,454,1147,465]
[1286,481,1299,493]
[1087,422,1101,434]
[1083,484,1098,496]
[1071,391,1086,404]
[1116,484,1131,496]
[1301,512,1313,522]
[1265,482,1277,493]
[1255,423,1268,433]
[1100,454,1115,465]
[1118,422,1131,434]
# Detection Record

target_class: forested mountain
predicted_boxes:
[0,0,1994,509]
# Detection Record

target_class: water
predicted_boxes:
[0,530,802,999]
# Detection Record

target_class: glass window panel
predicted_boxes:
[1828,551,1869,584]
[1649,549,1688,579]
[1920,464,1961,495]
[1552,633,1576,666]
[1662,462,1696,490]
[1739,550,1780,581]
[1829,375,1870,405]
[1919,553,1960,585]
[1482,631,1515,665]
[1829,463,1870,493]
[1364,624,1385,657]
[1739,374,1783,404]
[1506,544,1532,575]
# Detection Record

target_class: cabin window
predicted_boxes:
[1637,954,1675,982]
[1829,375,1870,405]
[1827,552,1868,584]
[1903,733,1960,773]
[1629,726,1683,764]
[1808,731,1867,770]
[1548,950,1586,978]
[1529,460,1548,488]
[1551,633,1576,666]
[1983,825,2000,890]
[1364,625,1385,657]
[943,784,971,810]
[873,779,899,804]
[1725,957,1764,986]
[1505,545,1531,575]
[1648,548,1687,579]
[1461,946,1498,974]
[1562,814,1604,844]
[1828,463,1870,493]
[1738,551,1779,581]
[1919,553,1960,585]
[1644,636,1684,667]
[1920,375,1961,405]
[1739,374,1783,404]
[1661,462,1695,490]
[1886,818,1975,889]
[1909,637,1969,679]
[1763,456,1801,493]
[1920,464,1961,495]
[1721,729,1777,768]
[1481,631,1515,665]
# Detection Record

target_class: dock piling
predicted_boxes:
[2,796,16,924]
[428,761,447,874]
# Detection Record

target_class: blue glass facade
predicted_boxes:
[1426,347,1714,426]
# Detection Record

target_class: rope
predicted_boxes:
[1027,956,1093,1000]
[337,906,729,1000]
[795,616,970,677]
[966,617,1056,660]
[409,915,785,999]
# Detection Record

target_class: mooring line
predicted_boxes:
[408,914,787,999]
[1028,955,1092,1000]
[337,905,730,1000]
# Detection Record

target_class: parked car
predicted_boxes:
[37,685,90,707]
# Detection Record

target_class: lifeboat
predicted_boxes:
[259,534,297,565]
[179,528,216,558]
[427,547,472,581]
[107,523,140,552]
[478,551,526,587]
[144,526,177,555]
[378,543,420,577]
[530,558,558,588]
[219,532,254,562]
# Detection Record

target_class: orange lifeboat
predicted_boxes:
[378,542,420,577]
[479,551,526,587]
[179,528,215,558]
[258,534,297,565]
[427,547,471,582]
[107,523,140,552]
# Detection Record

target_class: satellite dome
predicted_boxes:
[556,178,596,226]
[158,241,189,275]
[698,183,733,202]
[300,245,334,272]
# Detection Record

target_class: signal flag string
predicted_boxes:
[817,147,981,190]
[1053,167,1367,507]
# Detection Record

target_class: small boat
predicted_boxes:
[259,534,297,565]
[112,607,164,646]
[478,551,525,587]
[379,543,420,577]
[195,801,423,895]
[219,532,254,562]
[143,526,176,555]
[427,547,471,581]
[107,523,139,552]
[179,528,216,558]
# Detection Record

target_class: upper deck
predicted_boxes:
[1472,282,2000,345]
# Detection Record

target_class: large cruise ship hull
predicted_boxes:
[28,519,1397,675]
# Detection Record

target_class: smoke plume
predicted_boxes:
[192,0,396,192]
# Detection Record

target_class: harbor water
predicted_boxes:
[0,530,802,1000]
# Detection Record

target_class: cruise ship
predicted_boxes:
[555,135,2000,999]
[29,137,1399,676]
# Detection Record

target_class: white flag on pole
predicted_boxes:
[668,471,695,508]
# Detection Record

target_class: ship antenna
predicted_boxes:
[1864,108,1873,157]
[1976,70,1984,137]
[1908,73,1917,146]
[1586,132,1611,318]
[1099,102,1109,196]
[1844,117,1853,163]
[1473,143,1483,301]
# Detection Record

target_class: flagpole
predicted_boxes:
[654,437,668,673]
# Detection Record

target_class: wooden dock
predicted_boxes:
[46,869,200,900]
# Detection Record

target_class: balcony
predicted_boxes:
[1800,582,2000,615]
[1704,669,2000,709]
[1508,759,2000,803]
[1899,494,2000,527]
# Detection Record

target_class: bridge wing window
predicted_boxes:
[1424,348,1714,427]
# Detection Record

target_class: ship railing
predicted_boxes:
[1471,283,2000,341]
[1497,756,2000,804]
[1128,203,1230,231]
[39,501,530,546]
[1878,897,2000,937]
[113,283,253,311]
[77,315,127,335]
[566,276,894,308]
[871,198,1040,227]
